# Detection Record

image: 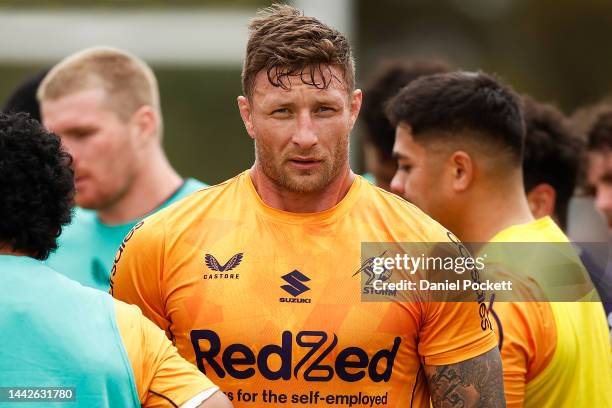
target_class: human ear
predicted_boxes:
[237,96,255,139]
[449,151,474,192]
[526,183,556,219]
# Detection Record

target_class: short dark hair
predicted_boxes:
[2,69,49,123]
[242,4,354,98]
[587,107,612,152]
[0,112,74,260]
[387,71,525,165]
[522,96,582,230]
[361,59,451,159]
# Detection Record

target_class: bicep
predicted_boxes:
[424,347,505,408]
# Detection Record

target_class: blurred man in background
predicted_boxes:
[388,71,612,407]
[522,96,583,231]
[585,107,612,339]
[38,47,206,291]
[586,108,612,232]
[521,97,612,342]
[110,5,504,407]
[0,112,231,408]
[1,69,48,123]
[360,58,450,191]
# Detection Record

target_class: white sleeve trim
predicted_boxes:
[180,386,220,408]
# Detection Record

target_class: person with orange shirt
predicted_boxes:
[0,112,232,408]
[110,5,504,408]
[388,71,612,407]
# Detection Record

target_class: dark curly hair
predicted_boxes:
[0,112,74,260]
[587,107,612,152]
[522,96,583,230]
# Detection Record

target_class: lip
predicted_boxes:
[75,176,88,187]
[288,158,322,170]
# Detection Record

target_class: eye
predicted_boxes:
[271,108,290,115]
[317,106,336,113]
[75,130,92,138]
[398,164,412,173]
[69,128,96,139]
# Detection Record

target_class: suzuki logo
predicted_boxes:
[281,270,310,297]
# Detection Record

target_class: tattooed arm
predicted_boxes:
[424,347,505,408]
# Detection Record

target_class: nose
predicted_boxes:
[390,171,405,197]
[292,112,318,150]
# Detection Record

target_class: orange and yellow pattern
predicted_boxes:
[111,171,497,407]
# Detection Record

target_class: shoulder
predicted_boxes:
[58,207,98,236]
[113,299,144,335]
[355,178,453,242]
[169,178,209,203]
[183,178,208,192]
[143,173,244,227]
[40,264,115,311]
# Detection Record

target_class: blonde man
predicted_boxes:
[0,112,231,407]
[39,47,206,290]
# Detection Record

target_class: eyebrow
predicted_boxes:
[59,124,98,136]
[600,171,612,183]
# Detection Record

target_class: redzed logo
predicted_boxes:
[191,330,401,383]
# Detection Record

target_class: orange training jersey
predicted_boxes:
[114,300,218,407]
[489,217,612,407]
[111,171,497,407]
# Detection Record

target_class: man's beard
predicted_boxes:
[77,173,135,212]
[255,137,349,194]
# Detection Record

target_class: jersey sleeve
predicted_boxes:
[114,300,218,408]
[414,232,499,365]
[418,300,498,365]
[110,218,170,332]
[489,301,556,408]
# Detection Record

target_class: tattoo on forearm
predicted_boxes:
[424,348,505,408]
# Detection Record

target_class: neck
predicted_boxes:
[249,164,355,213]
[97,148,182,225]
[452,181,535,243]
[0,247,30,256]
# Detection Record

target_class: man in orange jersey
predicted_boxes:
[110,5,505,408]
[388,71,612,407]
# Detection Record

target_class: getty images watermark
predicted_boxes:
[360,238,599,302]
[370,252,512,292]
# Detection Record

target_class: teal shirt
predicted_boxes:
[362,172,375,184]
[47,178,206,291]
[0,255,139,407]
